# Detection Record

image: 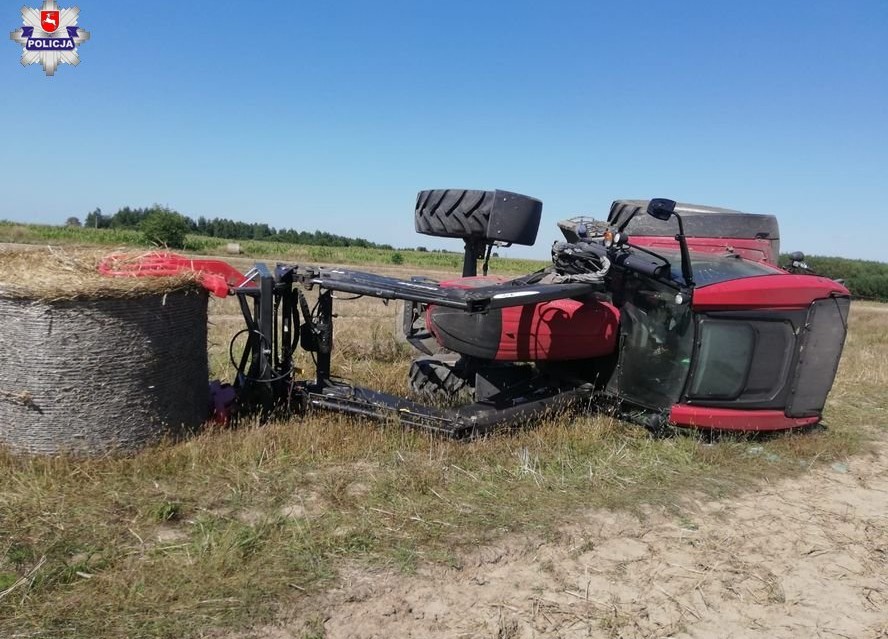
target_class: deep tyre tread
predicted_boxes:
[409,356,470,398]
[414,189,542,245]
[415,189,494,239]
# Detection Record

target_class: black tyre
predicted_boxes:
[415,189,542,246]
[409,355,471,398]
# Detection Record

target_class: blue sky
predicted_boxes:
[2,0,886,261]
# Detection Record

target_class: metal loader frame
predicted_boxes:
[230,264,600,437]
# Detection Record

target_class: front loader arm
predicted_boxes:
[299,267,600,311]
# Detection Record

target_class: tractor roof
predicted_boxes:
[608,199,780,240]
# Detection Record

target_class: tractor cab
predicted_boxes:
[553,198,849,431]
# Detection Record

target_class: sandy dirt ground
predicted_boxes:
[244,440,888,639]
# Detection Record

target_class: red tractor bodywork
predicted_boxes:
[692,273,848,310]
[428,276,620,361]
[630,236,777,265]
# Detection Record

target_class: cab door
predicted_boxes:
[606,277,694,410]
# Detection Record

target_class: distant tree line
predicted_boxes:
[781,254,888,302]
[80,205,394,250]
[67,207,888,301]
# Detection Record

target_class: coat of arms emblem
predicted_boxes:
[9,1,90,76]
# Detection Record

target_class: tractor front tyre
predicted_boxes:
[415,189,542,245]
[415,190,494,239]
[408,355,471,400]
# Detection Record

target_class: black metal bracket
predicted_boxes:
[228,261,600,434]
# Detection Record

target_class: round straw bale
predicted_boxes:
[0,248,209,456]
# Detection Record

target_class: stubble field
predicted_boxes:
[0,257,886,638]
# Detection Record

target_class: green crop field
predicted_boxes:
[0,221,547,275]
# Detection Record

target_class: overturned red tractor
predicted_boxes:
[106,190,851,436]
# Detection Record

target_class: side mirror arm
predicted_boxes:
[673,214,695,287]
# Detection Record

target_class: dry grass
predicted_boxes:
[823,302,888,433]
[0,265,885,638]
[0,248,201,301]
